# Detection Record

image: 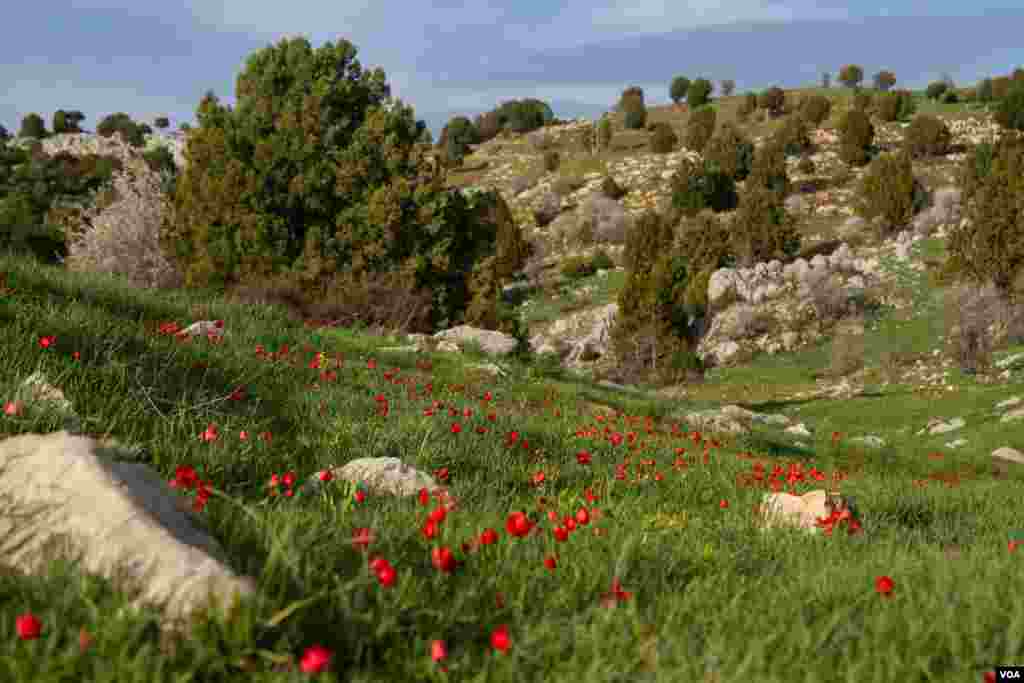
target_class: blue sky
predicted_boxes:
[3,2,1022,140]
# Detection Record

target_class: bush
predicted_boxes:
[758,87,786,118]
[670,76,691,105]
[836,108,875,166]
[747,140,790,196]
[873,70,897,92]
[800,95,832,127]
[687,78,713,108]
[622,95,647,130]
[619,86,645,109]
[592,248,615,270]
[96,112,146,147]
[852,90,873,113]
[163,36,530,335]
[578,195,632,244]
[683,106,716,153]
[649,122,678,154]
[938,133,1024,301]
[957,139,998,207]
[925,81,949,100]
[597,117,613,150]
[903,114,952,159]
[797,156,816,175]
[994,83,1024,133]
[474,111,502,142]
[838,64,864,89]
[670,157,738,217]
[772,115,813,157]
[874,89,916,123]
[703,122,754,181]
[440,115,479,164]
[533,191,562,227]
[561,254,597,280]
[19,113,47,139]
[978,78,995,103]
[729,185,802,268]
[942,91,959,104]
[738,92,759,118]
[154,116,170,130]
[494,99,552,134]
[855,151,929,240]
[542,149,561,172]
[599,176,627,200]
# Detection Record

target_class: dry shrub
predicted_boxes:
[527,130,555,152]
[533,191,562,227]
[730,304,774,338]
[57,157,185,291]
[577,196,633,245]
[941,281,1018,373]
[829,317,865,378]
[808,273,850,321]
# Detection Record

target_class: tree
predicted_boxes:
[721,79,735,97]
[687,78,713,108]
[18,113,46,139]
[64,111,85,133]
[52,110,70,134]
[154,116,170,130]
[873,70,897,91]
[925,81,949,100]
[0,124,9,141]
[822,72,831,89]
[837,64,864,89]
[978,78,994,103]
[669,76,691,105]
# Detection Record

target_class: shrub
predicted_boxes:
[838,64,864,89]
[0,125,9,141]
[533,190,562,227]
[703,122,754,181]
[19,113,47,139]
[942,91,959,104]
[938,133,1024,301]
[729,185,802,268]
[592,248,615,271]
[836,108,875,166]
[747,140,790,196]
[738,92,758,118]
[622,95,647,130]
[687,78,713,108]
[957,139,998,207]
[494,99,552,134]
[903,114,952,159]
[542,149,561,172]
[799,95,832,127]
[670,157,738,217]
[994,83,1024,133]
[599,175,627,200]
[597,117,613,150]
[649,122,678,154]
[978,78,995,103]
[683,105,716,153]
[797,156,816,175]
[578,195,632,244]
[164,36,530,335]
[96,112,146,147]
[772,115,813,157]
[154,116,170,130]
[440,115,479,164]
[758,87,786,118]
[852,90,873,113]
[619,86,645,109]
[855,151,927,240]
[874,92,901,122]
[474,111,502,142]
[925,81,949,100]
[670,76,691,105]
[561,254,597,280]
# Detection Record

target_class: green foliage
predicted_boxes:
[772,115,812,157]
[0,125,9,141]
[491,99,553,134]
[683,105,716,153]
[703,121,754,182]
[621,93,647,130]
[939,132,1024,301]
[600,175,627,200]
[747,140,790,196]
[591,248,615,271]
[957,139,997,207]
[799,95,832,127]
[855,151,926,239]
[669,157,738,217]
[758,87,786,117]
[728,185,802,268]
[441,116,479,164]
[52,110,69,135]
[0,142,122,265]
[19,113,47,139]
[543,149,561,172]
[96,112,146,147]
[873,70,897,91]
[163,35,530,335]
[942,91,959,104]
[687,78,713,108]
[838,64,864,89]
[670,76,691,105]
[560,254,597,280]
[649,122,677,154]
[597,117,613,150]
[836,108,875,166]
[903,114,952,159]
[977,78,995,103]
[925,81,949,100]
[875,90,916,123]
[154,116,170,130]
[141,146,178,196]
[619,86,645,110]
[994,83,1024,133]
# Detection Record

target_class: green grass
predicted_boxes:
[2,229,1024,683]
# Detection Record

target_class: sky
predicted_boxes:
[3,2,1023,141]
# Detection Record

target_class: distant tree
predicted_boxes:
[52,110,70,134]
[926,81,949,100]
[669,76,691,105]
[64,110,85,133]
[822,72,831,89]
[977,78,994,103]
[154,116,170,130]
[940,72,956,90]
[838,64,864,89]
[873,70,897,92]
[0,124,9,141]
[179,122,191,132]
[19,113,46,139]
[687,78,713,108]
[721,79,736,97]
